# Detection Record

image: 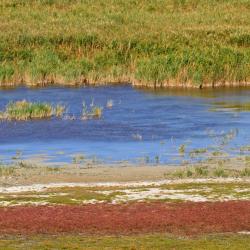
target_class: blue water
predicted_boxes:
[0,85,249,164]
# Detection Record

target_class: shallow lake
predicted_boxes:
[0,85,250,165]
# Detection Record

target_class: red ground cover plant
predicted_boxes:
[0,201,249,236]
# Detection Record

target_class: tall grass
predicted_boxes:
[0,0,249,88]
[0,100,65,120]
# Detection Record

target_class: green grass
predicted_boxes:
[166,166,250,179]
[0,100,65,120]
[0,234,250,250]
[0,0,249,88]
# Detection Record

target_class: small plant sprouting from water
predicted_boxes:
[72,154,85,164]
[11,150,22,160]
[179,144,186,155]
[54,104,65,117]
[155,155,160,164]
[106,99,113,109]
[0,100,65,121]
[189,148,207,158]
[82,101,102,120]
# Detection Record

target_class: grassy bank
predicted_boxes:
[1,234,250,250]
[0,0,250,88]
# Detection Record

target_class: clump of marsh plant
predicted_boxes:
[178,144,186,155]
[213,167,228,178]
[0,100,65,121]
[168,165,212,179]
[212,102,250,112]
[132,133,142,140]
[91,106,102,118]
[82,101,102,120]
[0,165,16,177]
[11,150,22,160]
[189,148,207,158]
[54,104,65,117]
[194,166,208,177]
[240,168,250,177]
[18,161,36,169]
[172,169,185,178]
[106,99,113,108]
[144,155,150,164]
[186,168,193,177]
[155,155,160,164]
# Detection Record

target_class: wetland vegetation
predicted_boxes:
[1,2,250,249]
[1,234,250,250]
[0,100,65,120]
[0,0,250,88]
[211,102,250,112]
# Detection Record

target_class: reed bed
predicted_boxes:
[0,100,65,120]
[0,0,249,88]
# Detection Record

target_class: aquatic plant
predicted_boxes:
[211,102,250,112]
[240,146,250,152]
[155,155,160,164]
[82,101,102,120]
[0,100,65,121]
[132,133,143,140]
[178,144,186,155]
[54,104,65,117]
[91,106,102,118]
[72,154,85,164]
[106,99,113,108]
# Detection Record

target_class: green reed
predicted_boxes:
[0,0,249,87]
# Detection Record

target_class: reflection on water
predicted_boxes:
[0,85,250,164]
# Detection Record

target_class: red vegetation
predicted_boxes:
[0,201,249,235]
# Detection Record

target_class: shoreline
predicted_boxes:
[1,80,250,90]
[1,154,249,185]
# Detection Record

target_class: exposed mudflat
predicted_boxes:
[1,155,249,186]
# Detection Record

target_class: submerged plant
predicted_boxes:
[211,102,250,112]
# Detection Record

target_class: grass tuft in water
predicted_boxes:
[82,101,102,120]
[0,100,65,121]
